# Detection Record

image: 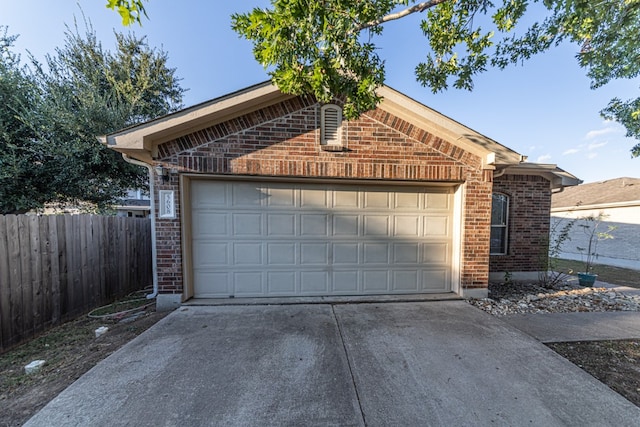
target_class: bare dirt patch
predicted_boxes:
[548,340,640,407]
[0,308,167,427]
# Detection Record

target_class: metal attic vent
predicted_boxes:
[321,104,342,145]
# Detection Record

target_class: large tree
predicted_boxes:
[0,24,184,214]
[110,0,640,156]
[0,28,58,214]
[231,0,640,156]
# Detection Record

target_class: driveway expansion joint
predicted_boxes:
[331,304,367,427]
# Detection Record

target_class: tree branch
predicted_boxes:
[356,0,450,31]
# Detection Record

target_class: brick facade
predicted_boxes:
[150,95,549,297]
[490,174,552,273]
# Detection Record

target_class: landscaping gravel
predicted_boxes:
[467,281,640,316]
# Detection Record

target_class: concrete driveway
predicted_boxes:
[25,301,640,426]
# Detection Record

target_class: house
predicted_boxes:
[105,82,580,309]
[551,177,640,269]
[114,189,151,218]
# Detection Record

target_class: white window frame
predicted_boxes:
[320,104,343,146]
[490,193,509,255]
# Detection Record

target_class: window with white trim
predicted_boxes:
[490,193,509,255]
[320,104,342,146]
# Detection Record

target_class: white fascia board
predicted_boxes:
[106,82,288,152]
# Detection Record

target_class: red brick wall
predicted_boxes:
[153,95,495,296]
[154,173,183,295]
[489,174,552,273]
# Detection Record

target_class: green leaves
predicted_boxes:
[106,0,640,153]
[0,27,48,214]
[232,0,396,118]
[106,0,148,26]
[0,23,184,214]
[601,97,640,157]
[418,0,495,91]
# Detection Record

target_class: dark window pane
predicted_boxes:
[491,194,508,225]
[490,227,507,254]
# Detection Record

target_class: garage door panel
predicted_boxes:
[333,271,359,293]
[333,243,359,264]
[394,216,420,236]
[193,242,228,267]
[301,189,328,208]
[194,272,230,297]
[395,192,420,209]
[364,191,390,208]
[300,271,329,294]
[393,271,420,291]
[193,212,228,236]
[364,216,389,235]
[191,181,454,298]
[267,187,296,206]
[333,215,359,236]
[233,243,262,265]
[333,190,359,208]
[301,243,329,264]
[267,272,297,294]
[267,243,296,264]
[393,243,420,263]
[301,214,328,236]
[232,183,265,206]
[233,213,262,235]
[363,243,390,264]
[192,181,227,207]
[234,272,264,295]
[423,269,449,291]
[423,243,449,264]
[267,214,296,236]
[424,216,449,237]
[362,270,390,292]
[426,193,450,209]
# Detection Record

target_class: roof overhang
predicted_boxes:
[104,81,529,169]
[497,163,582,189]
[376,86,524,168]
[105,82,294,162]
[551,200,640,213]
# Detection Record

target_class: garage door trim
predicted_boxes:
[181,174,463,300]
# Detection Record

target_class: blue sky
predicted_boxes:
[3,0,639,184]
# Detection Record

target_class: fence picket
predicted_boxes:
[6,216,23,347]
[49,216,61,325]
[18,216,32,342]
[0,217,11,348]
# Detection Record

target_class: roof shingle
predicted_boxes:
[551,177,640,208]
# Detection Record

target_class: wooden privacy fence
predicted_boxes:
[0,214,152,352]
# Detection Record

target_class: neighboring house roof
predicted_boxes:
[103,81,580,189]
[115,199,151,210]
[552,177,640,210]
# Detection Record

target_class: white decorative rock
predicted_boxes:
[25,360,46,375]
[95,326,109,338]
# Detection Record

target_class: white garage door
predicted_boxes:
[190,180,453,298]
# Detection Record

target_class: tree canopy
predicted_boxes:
[0,24,184,214]
[0,28,46,214]
[112,0,640,155]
